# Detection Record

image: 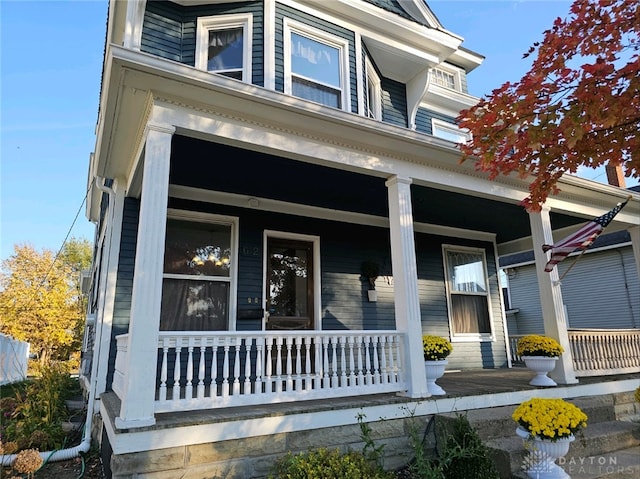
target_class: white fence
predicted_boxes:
[114,331,406,413]
[0,334,30,385]
[510,329,640,376]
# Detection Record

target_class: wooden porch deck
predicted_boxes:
[101,367,640,433]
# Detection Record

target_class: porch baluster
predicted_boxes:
[340,336,348,387]
[285,337,293,391]
[197,341,205,399]
[294,337,302,392]
[371,336,380,384]
[173,339,182,401]
[159,339,169,401]
[275,337,283,393]
[222,339,230,397]
[232,339,241,396]
[186,338,194,399]
[244,338,252,395]
[347,336,356,386]
[355,336,364,386]
[211,342,218,398]
[265,339,273,394]
[304,336,312,391]
[322,336,330,389]
[364,336,371,385]
[379,336,388,384]
[331,336,339,388]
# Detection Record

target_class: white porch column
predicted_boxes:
[629,226,640,277]
[116,125,174,429]
[386,175,429,398]
[529,207,578,384]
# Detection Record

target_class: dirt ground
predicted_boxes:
[2,450,105,479]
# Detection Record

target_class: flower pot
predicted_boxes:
[517,426,574,479]
[424,359,447,395]
[522,356,558,386]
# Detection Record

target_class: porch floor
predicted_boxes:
[101,367,640,434]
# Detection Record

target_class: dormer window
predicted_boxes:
[284,20,350,110]
[196,14,252,82]
[365,56,381,120]
[432,65,464,92]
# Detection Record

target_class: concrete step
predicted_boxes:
[486,421,640,479]
[510,445,640,479]
[435,394,619,442]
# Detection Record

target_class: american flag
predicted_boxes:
[543,197,631,272]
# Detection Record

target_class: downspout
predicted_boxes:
[615,248,637,328]
[1,177,115,467]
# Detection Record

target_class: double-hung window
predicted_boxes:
[160,213,238,331]
[195,14,252,81]
[284,20,349,109]
[443,246,493,340]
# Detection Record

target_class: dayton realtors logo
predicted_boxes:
[558,456,636,476]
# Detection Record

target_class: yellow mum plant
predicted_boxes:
[516,335,564,358]
[513,398,587,441]
[635,386,640,404]
[422,335,453,361]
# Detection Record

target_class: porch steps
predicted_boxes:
[434,392,640,479]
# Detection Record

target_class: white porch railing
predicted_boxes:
[114,331,406,413]
[569,329,640,377]
[509,329,640,376]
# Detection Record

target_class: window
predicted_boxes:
[284,20,349,109]
[365,56,381,120]
[160,214,237,331]
[432,68,457,90]
[432,119,471,144]
[195,14,252,81]
[443,246,493,340]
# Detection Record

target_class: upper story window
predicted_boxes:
[284,19,350,110]
[195,14,252,81]
[365,56,381,120]
[432,119,471,144]
[443,246,494,341]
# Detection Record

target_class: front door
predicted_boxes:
[266,237,314,330]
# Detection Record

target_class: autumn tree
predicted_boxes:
[458,0,639,211]
[0,238,93,365]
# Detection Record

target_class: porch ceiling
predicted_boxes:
[169,135,585,245]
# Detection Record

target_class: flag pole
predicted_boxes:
[557,247,589,282]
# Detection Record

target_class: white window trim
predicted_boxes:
[165,209,240,330]
[262,230,322,331]
[432,118,471,144]
[195,14,253,82]
[283,18,351,111]
[432,65,462,91]
[365,56,382,120]
[442,244,495,342]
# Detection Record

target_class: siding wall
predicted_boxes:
[415,107,457,135]
[142,1,265,86]
[107,198,139,389]
[381,77,408,128]
[507,246,640,334]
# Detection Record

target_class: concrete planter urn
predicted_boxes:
[522,356,559,386]
[516,426,574,479]
[424,359,448,395]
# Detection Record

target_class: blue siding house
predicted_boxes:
[79,1,640,476]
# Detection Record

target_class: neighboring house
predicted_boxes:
[81,0,640,476]
[500,228,640,335]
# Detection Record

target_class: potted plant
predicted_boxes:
[516,335,564,386]
[422,335,453,395]
[513,397,588,479]
[360,261,380,302]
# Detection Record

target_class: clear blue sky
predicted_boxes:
[0,0,633,262]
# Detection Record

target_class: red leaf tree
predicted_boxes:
[457,0,639,211]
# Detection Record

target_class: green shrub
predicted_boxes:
[1,362,77,450]
[441,414,499,479]
[269,448,391,479]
